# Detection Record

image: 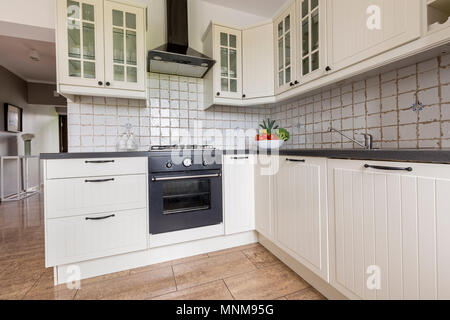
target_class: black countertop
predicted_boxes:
[40,149,450,164]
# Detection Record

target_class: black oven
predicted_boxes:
[148,150,223,235]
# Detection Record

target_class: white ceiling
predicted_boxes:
[201,0,290,18]
[0,35,56,83]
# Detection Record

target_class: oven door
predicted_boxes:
[149,170,223,234]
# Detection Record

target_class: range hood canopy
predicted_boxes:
[147,0,216,78]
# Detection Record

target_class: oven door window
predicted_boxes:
[162,179,211,215]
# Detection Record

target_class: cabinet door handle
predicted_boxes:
[85,214,115,221]
[242,94,246,98]
[294,80,299,85]
[325,66,332,72]
[106,82,111,86]
[85,178,115,183]
[85,160,115,164]
[231,156,249,160]
[98,81,103,86]
[286,158,305,163]
[290,82,294,87]
[364,164,413,172]
[216,92,220,96]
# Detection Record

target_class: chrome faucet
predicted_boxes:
[328,127,373,150]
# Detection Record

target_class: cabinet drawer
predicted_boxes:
[46,157,147,179]
[46,208,147,267]
[46,174,147,219]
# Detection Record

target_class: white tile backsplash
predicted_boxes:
[68,54,450,152]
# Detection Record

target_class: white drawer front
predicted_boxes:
[46,174,147,219]
[46,157,147,179]
[46,209,148,267]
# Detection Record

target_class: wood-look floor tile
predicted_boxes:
[224,263,310,300]
[241,245,281,269]
[207,243,261,257]
[152,280,234,300]
[285,287,326,300]
[130,254,210,275]
[75,266,176,300]
[80,270,131,286]
[22,269,77,300]
[173,251,256,290]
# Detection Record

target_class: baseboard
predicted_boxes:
[55,231,258,285]
[258,234,348,300]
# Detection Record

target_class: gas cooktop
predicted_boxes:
[150,145,216,151]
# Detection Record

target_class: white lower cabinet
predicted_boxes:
[223,155,255,235]
[46,174,147,219]
[46,208,147,267]
[328,159,450,300]
[274,156,329,281]
[254,155,276,241]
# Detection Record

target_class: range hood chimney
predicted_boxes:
[147,0,216,78]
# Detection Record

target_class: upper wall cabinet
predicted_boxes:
[242,23,275,100]
[203,24,243,102]
[56,0,147,100]
[326,0,422,72]
[274,3,297,94]
[296,0,326,83]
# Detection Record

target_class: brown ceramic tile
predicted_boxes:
[152,280,233,300]
[207,243,261,257]
[173,251,257,290]
[224,264,310,300]
[129,261,173,275]
[242,245,281,269]
[285,287,327,300]
[75,266,176,300]
[22,269,77,300]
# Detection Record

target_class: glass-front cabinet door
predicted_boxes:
[104,0,146,91]
[214,26,242,99]
[297,0,325,82]
[274,4,296,94]
[57,0,104,86]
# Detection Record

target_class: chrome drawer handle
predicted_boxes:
[286,158,305,163]
[84,178,115,183]
[364,164,413,172]
[85,214,115,221]
[231,156,249,160]
[85,160,115,164]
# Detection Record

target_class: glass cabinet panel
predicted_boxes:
[300,0,320,77]
[277,12,293,88]
[66,0,97,79]
[218,31,239,93]
[110,9,138,83]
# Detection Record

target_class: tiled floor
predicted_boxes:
[0,194,326,300]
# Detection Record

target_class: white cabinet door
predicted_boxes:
[57,0,105,87]
[242,23,275,99]
[223,155,255,235]
[254,155,277,241]
[328,159,450,300]
[103,0,146,91]
[274,3,297,94]
[327,0,421,72]
[46,208,147,267]
[46,174,147,219]
[213,26,243,99]
[275,156,329,280]
[296,0,327,83]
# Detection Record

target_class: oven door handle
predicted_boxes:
[152,173,221,182]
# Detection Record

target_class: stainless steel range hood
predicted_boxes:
[147,0,216,78]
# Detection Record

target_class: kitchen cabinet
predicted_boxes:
[242,23,275,100]
[328,159,450,300]
[296,0,327,82]
[56,0,147,99]
[203,23,243,103]
[254,155,276,241]
[326,0,422,72]
[274,3,297,94]
[44,156,149,267]
[223,155,255,235]
[274,156,329,280]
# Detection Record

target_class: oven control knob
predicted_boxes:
[166,161,173,169]
[183,158,192,167]
[202,160,208,166]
